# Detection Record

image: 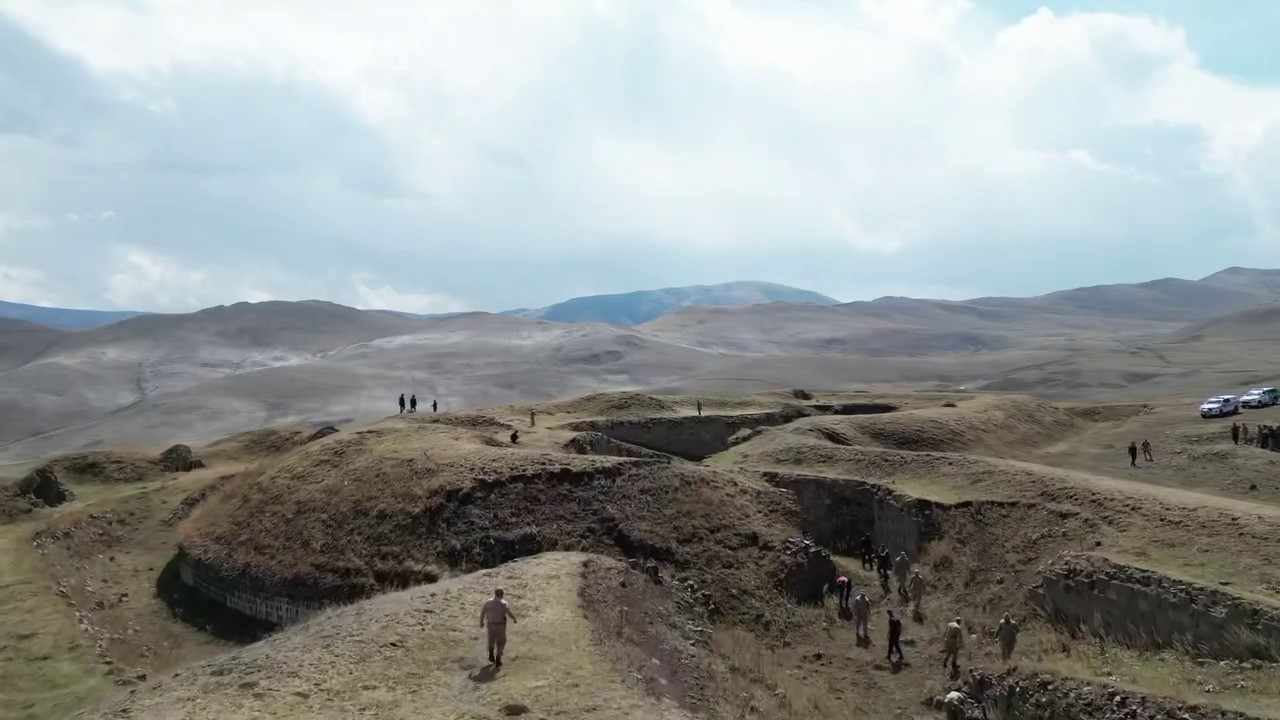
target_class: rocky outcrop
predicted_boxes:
[564,408,814,460]
[1031,553,1280,661]
[158,444,205,473]
[778,536,835,604]
[18,465,73,507]
[306,426,340,443]
[563,432,677,461]
[937,670,1264,719]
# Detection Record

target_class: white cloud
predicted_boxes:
[1,0,1279,311]
[352,277,466,315]
[0,264,57,306]
[104,247,209,311]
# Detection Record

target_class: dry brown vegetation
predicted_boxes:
[6,388,1280,720]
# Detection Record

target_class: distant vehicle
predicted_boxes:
[1200,395,1241,418]
[1241,388,1279,408]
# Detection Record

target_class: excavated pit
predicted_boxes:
[562,408,817,460]
[562,432,680,461]
[1031,553,1280,661]
[761,471,1027,561]
[941,670,1264,720]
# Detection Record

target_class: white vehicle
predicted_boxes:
[1241,388,1280,408]
[1199,395,1241,418]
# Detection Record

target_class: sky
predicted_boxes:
[1,0,1279,314]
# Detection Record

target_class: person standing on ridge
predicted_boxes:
[1127,441,1138,467]
[410,394,418,413]
[480,588,518,667]
[398,393,406,414]
[432,398,438,413]
[696,399,703,416]
[530,408,537,427]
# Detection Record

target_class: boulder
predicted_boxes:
[18,465,73,507]
[159,444,205,473]
[791,389,814,401]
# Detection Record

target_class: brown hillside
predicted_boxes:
[1172,304,1280,342]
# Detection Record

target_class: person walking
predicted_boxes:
[398,393,406,414]
[996,612,1020,663]
[834,574,851,609]
[908,569,926,616]
[853,592,871,641]
[893,552,911,600]
[1127,441,1138,467]
[410,394,418,413]
[942,617,964,673]
[530,408,537,427]
[886,609,905,664]
[1232,422,1241,445]
[432,399,438,413]
[696,399,703,416]
[1140,438,1153,462]
[480,587,518,667]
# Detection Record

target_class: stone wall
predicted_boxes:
[1030,553,1280,661]
[176,553,325,627]
[761,472,943,559]
[563,408,813,460]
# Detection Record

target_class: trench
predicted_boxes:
[1031,554,1280,661]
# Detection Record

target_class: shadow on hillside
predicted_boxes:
[156,554,277,643]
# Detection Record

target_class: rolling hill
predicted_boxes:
[3,269,1280,464]
[504,281,840,325]
[0,299,141,329]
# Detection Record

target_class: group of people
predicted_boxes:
[398,393,438,414]
[1126,439,1155,466]
[845,535,1019,672]
[1231,422,1280,452]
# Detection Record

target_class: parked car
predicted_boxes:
[1241,387,1279,408]
[1200,395,1241,418]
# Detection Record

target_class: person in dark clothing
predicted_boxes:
[410,394,418,413]
[858,534,875,571]
[510,429,519,444]
[1127,441,1138,467]
[696,399,703,416]
[877,546,892,584]
[1232,422,1241,445]
[432,399,438,413]
[886,610,905,663]
[399,393,406,414]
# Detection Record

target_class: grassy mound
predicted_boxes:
[83,553,693,720]
[537,391,679,417]
[203,427,311,461]
[181,420,794,624]
[42,451,164,484]
[784,394,1078,454]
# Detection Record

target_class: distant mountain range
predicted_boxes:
[501,281,839,325]
[0,300,143,329]
[3,266,1279,463]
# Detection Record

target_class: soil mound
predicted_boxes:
[411,413,513,431]
[180,420,797,627]
[543,391,678,417]
[158,444,205,472]
[41,451,163,484]
[1,466,74,523]
[789,395,1077,454]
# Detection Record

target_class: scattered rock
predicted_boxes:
[158,445,205,473]
[791,389,814,401]
[501,702,530,716]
